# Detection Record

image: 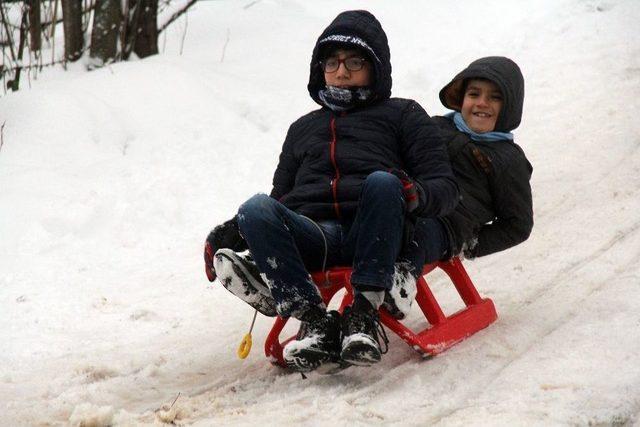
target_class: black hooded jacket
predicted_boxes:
[436,57,533,257]
[269,10,458,221]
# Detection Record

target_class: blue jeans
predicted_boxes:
[400,217,451,277]
[237,171,405,318]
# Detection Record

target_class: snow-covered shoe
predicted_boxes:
[382,262,418,319]
[340,294,389,366]
[213,248,277,317]
[283,307,341,373]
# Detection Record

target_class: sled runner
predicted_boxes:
[264,257,497,367]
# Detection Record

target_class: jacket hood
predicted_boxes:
[439,56,524,132]
[308,10,392,105]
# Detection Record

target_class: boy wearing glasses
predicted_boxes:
[204,10,458,373]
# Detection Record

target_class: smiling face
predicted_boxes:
[461,79,503,133]
[323,48,372,88]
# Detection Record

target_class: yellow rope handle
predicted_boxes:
[237,309,258,359]
[237,333,252,359]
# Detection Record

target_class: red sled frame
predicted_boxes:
[265,257,497,367]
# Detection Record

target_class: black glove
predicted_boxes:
[204,215,248,282]
[389,168,424,214]
[461,238,479,260]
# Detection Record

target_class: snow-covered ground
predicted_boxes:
[2,0,640,425]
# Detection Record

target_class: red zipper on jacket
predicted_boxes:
[329,116,341,218]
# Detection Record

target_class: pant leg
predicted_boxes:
[400,217,450,276]
[237,194,340,318]
[343,171,406,291]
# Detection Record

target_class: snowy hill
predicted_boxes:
[1,0,640,425]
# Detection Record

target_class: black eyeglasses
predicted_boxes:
[320,56,367,73]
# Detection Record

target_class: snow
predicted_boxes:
[1,0,640,425]
[386,262,418,317]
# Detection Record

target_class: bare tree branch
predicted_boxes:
[7,6,27,91]
[2,50,87,74]
[0,3,17,61]
[41,3,95,31]
[220,27,229,63]
[50,0,59,63]
[158,0,197,34]
[179,8,187,55]
[1,0,188,92]
[0,121,6,153]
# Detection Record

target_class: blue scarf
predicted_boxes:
[446,112,513,142]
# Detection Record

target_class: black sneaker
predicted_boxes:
[340,294,389,366]
[382,262,418,320]
[213,249,277,317]
[283,307,342,373]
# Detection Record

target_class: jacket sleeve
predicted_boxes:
[269,124,300,201]
[472,154,533,257]
[399,101,459,217]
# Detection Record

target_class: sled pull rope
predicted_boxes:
[237,309,258,359]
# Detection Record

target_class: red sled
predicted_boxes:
[265,257,497,367]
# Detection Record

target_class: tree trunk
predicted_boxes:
[133,0,157,58]
[122,0,157,60]
[26,0,42,52]
[61,0,83,61]
[89,0,120,68]
[8,9,27,91]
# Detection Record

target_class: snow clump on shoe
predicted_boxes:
[283,307,342,373]
[382,262,418,319]
[213,248,277,316]
[341,294,389,366]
